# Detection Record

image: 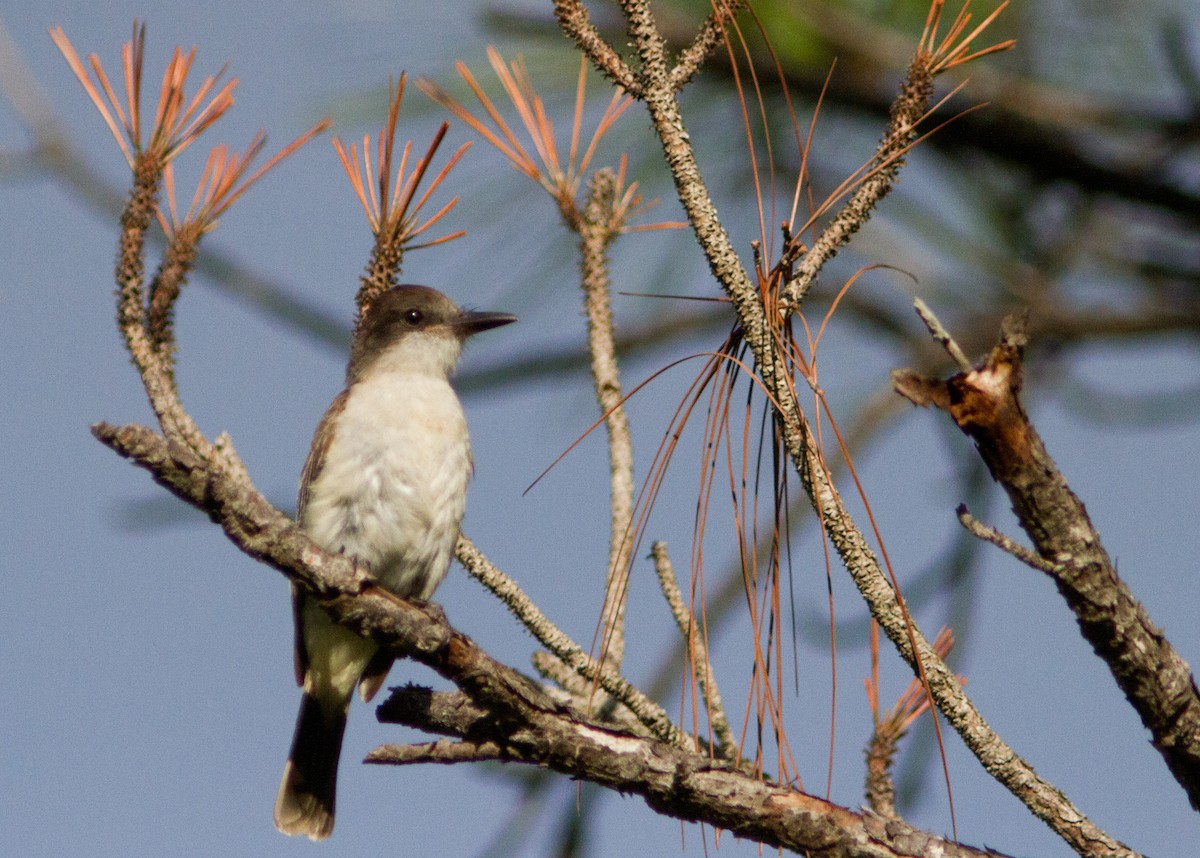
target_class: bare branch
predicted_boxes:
[955,505,1060,575]
[668,1,746,90]
[913,297,972,372]
[601,1,1136,852]
[455,536,686,749]
[896,312,1200,812]
[650,541,736,761]
[579,169,636,672]
[553,0,641,95]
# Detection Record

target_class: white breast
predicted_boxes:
[302,370,472,600]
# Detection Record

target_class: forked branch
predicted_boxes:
[560,2,1137,854]
[895,312,1200,812]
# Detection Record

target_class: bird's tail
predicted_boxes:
[274,691,348,840]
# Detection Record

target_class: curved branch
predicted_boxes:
[96,419,1013,858]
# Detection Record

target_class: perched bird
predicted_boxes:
[274,285,516,839]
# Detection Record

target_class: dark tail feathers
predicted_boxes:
[274,691,347,840]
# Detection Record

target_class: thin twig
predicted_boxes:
[585,3,1137,854]
[956,504,1060,575]
[650,541,736,760]
[580,170,635,672]
[552,0,641,95]
[914,297,972,371]
[668,1,747,91]
[455,535,688,749]
[778,52,936,315]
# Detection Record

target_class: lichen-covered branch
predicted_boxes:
[552,0,641,94]
[579,170,636,672]
[668,1,746,91]
[455,535,686,749]
[568,3,1137,854]
[650,541,736,760]
[777,52,934,315]
[372,682,1017,858]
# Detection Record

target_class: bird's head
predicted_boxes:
[348,285,517,383]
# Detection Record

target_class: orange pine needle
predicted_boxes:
[159,118,330,236]
[421,46,637,212]
[331,76,469,250]
[51,21,241,170]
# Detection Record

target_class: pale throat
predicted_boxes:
[360,328,463,382]
[303,327,472,587]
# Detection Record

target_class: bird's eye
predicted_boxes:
[403,308,423,326]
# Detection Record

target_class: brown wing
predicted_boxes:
[292,388,350,686]
[297,388,350,523]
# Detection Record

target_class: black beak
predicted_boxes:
[456,310,518,337]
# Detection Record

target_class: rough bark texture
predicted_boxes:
[894,315,1200,811]
[373,683,1015,858]
[93,419,1016,858]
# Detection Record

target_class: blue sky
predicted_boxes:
[3,2,1198,856]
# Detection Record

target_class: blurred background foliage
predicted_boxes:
[464,0,1200,624]
[435,1,1200,850]
[468,0,1200,430]
[6,1,1198,854]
